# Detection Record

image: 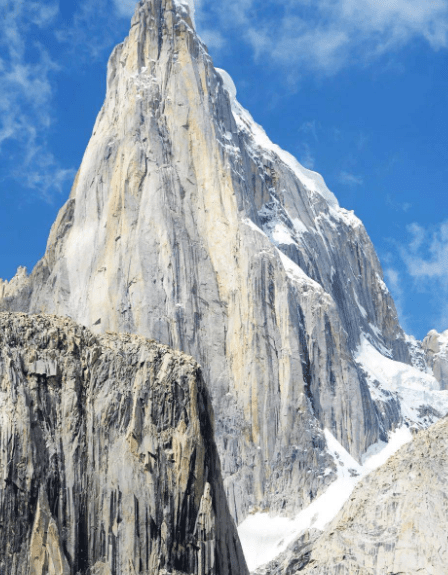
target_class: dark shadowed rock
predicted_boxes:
[0,312,248,575]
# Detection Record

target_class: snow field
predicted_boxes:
[238,426,412,571]
[356,336,448,425]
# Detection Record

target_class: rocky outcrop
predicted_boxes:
[423,329,448,390]
[258,418,448,575]
[0,0,442,522]
[253,530,321,575]
[0,312,248,575]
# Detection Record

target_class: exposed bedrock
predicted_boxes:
[256,418,448,575]
[0,0,438,522]
[0,312,248,575]
[423,329,448,390]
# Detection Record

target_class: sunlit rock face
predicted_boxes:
[0,312,248,575]
[257,416,448,575]
[0,0,439,523]
[423,329,448,390]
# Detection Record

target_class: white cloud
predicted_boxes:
[299,143,315,170]
[20,160,76,202]
[300,120,319,142]
[200,29,226,51]
[0,0,75,200]
[0,0,138,202]
[385,195,411,213]
[385,268,401,292]
[197,0,448,73]
[56,0,124,59]
[399,220,448,331]
[29,3,60,27]
[338,171,363,186]
[113,0,137,18]
[406,222,426,253]
[338,0,448,49]
[402,221,448,281]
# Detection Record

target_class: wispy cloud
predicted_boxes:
[113,0,137,18]
[300,120,319,142]
[56,0,132,60]
[338,171,363,186]
[0,0,76,200]
[399,220,448,330]
[197,0,448,74]
[402,221,448,281]
[356,132,369,151]
[0,0,138,201]
[386,195,412,212]
[0,2,58,134]
[299,143,316,170]
[200,29,226,51]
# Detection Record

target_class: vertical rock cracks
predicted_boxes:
[0,313,248,575]
[0,0,445,526]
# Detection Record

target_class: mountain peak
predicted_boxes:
[174,0,196,27]
[131,0,196,32]
[2,0,446,532]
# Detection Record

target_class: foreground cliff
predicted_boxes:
[256,417,448,575]
[0,312,248,575]
[1,0,446,524]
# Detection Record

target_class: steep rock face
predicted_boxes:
[423,329,448,390]
[258,418,448,575]
[0,312,248,575]
[0,0,438,521]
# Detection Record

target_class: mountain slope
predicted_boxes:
[0,312,248,575]
[256,416,448,575]
[0,0,446,523]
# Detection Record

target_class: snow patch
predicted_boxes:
[215,68,339,210]
[438,330,448,347]
[375,272,390,295]
[216,69,377,242]
[337,208,362,229]
[356,336,448,425]
[404,333,430,371]
[238,426,412,572]
[242,218,267,237]
[366,324,392,357]
[292,218,308,236]
[353,291,367,319]
[216,68,237,100]
[257,200,304,249]
[173,0,195,27]
[272,222,296,245]
[278,250,323,293]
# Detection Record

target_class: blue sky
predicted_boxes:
[0,0,447,340]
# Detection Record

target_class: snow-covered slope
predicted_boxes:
[259,417,448,575]
[239,426,412,571]
[356,336,448,427]
[217,68,339,210]
[240,335,448,571]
